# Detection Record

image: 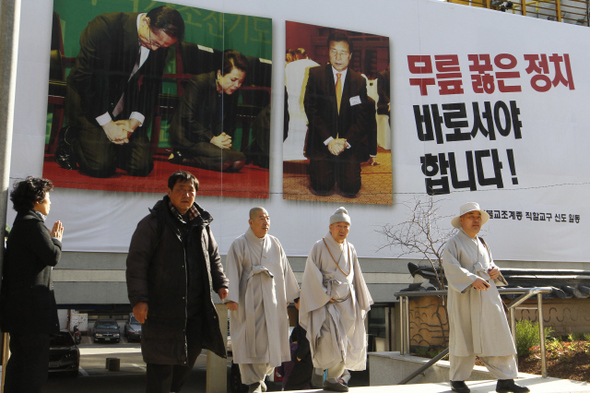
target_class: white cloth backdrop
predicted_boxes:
[8,0,590,262]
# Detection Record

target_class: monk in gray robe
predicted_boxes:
[299,207,373,392]
[443,202,529,393]
[226,207,300,393]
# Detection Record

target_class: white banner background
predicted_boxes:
[8,0,590,262]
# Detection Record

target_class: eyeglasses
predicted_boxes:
[147,27,162,49]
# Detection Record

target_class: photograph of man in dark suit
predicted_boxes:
[303,32,377,198]
[58,5,184,178]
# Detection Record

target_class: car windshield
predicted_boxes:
[51,332,75,346]
[96,321,118,329]
[129,316,140,325]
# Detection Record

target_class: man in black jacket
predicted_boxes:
[60,6,184,178]
[126,170,229,393]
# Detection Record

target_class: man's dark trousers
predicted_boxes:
[145,317,204,393]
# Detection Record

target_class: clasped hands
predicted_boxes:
[328,139,380,165]
[210,133,233,149]
[103,119,140,145]
[328,138,347,156]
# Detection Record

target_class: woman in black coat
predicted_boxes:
[1,177,64,393]
[168,49,248,172]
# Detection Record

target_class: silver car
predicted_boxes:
[124,314,142,342]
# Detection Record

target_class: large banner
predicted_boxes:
[43,0,271,198]
[283,21,392,205]
[9,0,590,262]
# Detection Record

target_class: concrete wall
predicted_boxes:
[52,251,416,306]
[53,251,590,307]
[515,298,590,336]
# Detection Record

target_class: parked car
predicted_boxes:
[49,330,79,377]
[124,313,142,342]
[93,319,120,343]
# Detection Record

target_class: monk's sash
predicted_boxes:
[244,265,279,362]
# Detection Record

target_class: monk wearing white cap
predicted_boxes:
[443,202,529,393]
[299,207,373,392]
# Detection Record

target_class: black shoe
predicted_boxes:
[168,150,184,165]
[451,380,470,393]
[323,380,349,392]
[248,382,262,393]
[496,379,530,393]
[54,126,78,170]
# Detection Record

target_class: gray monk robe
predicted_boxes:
[443,229,516,358]
[299,234,373,371]
[226,228,300,367]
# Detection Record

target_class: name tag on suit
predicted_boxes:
[349,96,362,106]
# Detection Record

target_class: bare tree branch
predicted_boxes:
[377,196,456,289]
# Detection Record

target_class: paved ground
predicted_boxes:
[9,337,588,393]
[330,376,590,393]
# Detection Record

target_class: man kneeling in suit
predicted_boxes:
[303,32,376,197]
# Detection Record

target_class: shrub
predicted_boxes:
[515,319,554,357]
[568,332,590,341]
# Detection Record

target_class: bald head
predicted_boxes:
[249,207,266,220]
[249,207,270,238]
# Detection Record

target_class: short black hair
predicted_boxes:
[296,48,307,57]
[10,176,54,212]
[221,49,249,76]
[168,170,199,191]
[147,5,185,41]
[327,31,353,53]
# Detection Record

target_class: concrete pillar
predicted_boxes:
[206,303,228,393]
[0,1,21,392]
[0,0,20,275]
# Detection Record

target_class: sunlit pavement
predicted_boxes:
[24,339,590,393]
[288,376,590,393]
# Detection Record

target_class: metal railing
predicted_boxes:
[395,286,553,383]
[448,0,590,27]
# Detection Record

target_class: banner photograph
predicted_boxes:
[9,0,590,261]
[43,0,271,198]
[283,21,392,205]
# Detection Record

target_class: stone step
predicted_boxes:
[290,376,590,392]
